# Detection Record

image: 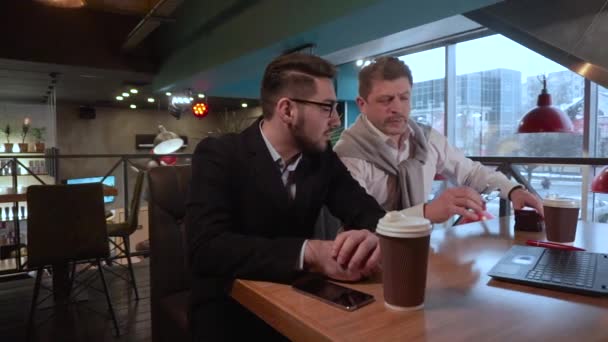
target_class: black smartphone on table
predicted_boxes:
[292,276,375,311]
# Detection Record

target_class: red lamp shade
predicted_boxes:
[591,167,608,193]
[159,155,178,166]
[517,80,574,133]
[433,173,446,181]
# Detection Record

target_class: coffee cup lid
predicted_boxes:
[376,211,432,238]
[543,196,580,209]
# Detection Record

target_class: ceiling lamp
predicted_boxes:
[153,125,183,155]
[592,167,608,193]
[192,102,209,118]
[517,76,574,133]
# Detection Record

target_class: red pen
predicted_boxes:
[526,239,586,251]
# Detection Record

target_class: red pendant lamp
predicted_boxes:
[592,167,608,193]
[517,76,574,133]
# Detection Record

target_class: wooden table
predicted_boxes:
[231,217,608,341]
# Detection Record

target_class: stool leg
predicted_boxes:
[123,237,139,300]
[97,260,120,337]
[27,267,44,341]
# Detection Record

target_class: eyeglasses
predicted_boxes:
[289,98,339,118]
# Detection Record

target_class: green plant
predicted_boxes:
[31,127,46,143]
[1,124,10,143]
[20,117,30,143]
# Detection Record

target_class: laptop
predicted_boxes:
[488,245,608,296]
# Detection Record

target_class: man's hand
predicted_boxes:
[304,240,365,281]
[424,186,485,223]
[331,230,380,277]
[510,188,544,217]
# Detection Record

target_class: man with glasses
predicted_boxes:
[186,53,385,341]
[334,57,543,224]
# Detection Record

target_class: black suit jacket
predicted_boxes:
[186,120,385,340]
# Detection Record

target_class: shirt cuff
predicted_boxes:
[500,182,522,199]
[297,240,308,270]
[399,203,425,219]
[508,185,525,200]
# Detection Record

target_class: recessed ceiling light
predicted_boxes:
[122,92,130,97]
[198,93,205,98]
[147,98,155,103]
[130,88,138,94]
[130,104,136,109]
[189,97,194,101]
[116,96,124,101]
[356,60,363,67]
[241,103,248,108]
[165,92,172,96]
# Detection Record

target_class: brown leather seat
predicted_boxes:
[148,165,191,342]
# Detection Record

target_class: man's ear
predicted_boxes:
[356,96,366,113]
[276,97,294,123]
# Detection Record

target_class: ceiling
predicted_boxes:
[0,58,153,105]
[0,0,256,113]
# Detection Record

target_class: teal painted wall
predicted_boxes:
[154,0,501,96]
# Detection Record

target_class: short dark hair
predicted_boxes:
[358,57,413,99]
[260,53,336,119]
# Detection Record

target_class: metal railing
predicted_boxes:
[0,151,193,275]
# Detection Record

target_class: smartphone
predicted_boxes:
[292,276,375,311]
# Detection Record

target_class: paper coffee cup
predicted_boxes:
[543,197,580,243]
[377,211,432,311]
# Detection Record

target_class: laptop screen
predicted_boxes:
[64,176,116,204]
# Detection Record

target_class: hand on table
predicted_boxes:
[510,188,544,217]
[332,229,380,277]
[424,186,485,223]
[304,240,364,281]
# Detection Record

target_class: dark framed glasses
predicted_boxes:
[289,98,339,118]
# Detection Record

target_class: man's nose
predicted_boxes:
[388,98,401,113]
[329,111,341,129]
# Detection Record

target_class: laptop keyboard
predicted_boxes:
[526,250,596,288]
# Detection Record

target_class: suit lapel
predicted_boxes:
[243,121,291,210]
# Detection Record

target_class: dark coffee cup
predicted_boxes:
[514,208,544,232]
[543,197,580,243]
[376,212,432,310]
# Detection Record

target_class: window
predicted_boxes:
[454,35,584,157]
[399,47,446,134]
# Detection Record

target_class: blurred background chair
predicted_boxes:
[148,165,191,342]
[105,170,145,300]
[27,182,119,338]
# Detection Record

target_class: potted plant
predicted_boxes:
[19,117,30,153]
[1,124,12,153]
[31,127,46,153]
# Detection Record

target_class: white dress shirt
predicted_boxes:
[339,115,519,218]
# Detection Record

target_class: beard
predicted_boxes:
[290,116,329,154]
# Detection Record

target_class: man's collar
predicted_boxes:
[259,120,302,169]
